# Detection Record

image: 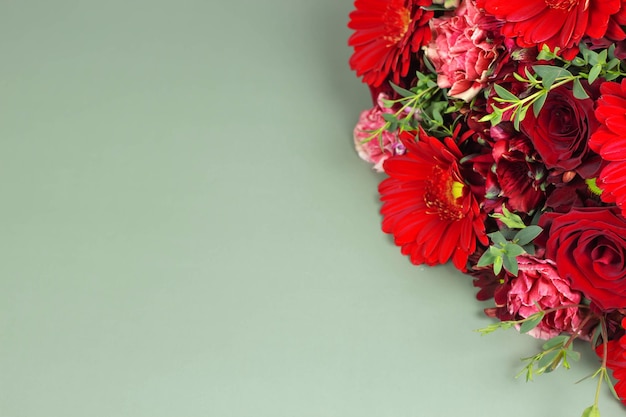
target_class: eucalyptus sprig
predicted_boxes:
[477,305,616,417]
[517,334,581,381]
[537,43,626,83]
[481,42,626,131]
[358,78,436,147]
[476,206,542,276]
[479,68,584,130]
[476,310,546,335]
[359,70,465,146]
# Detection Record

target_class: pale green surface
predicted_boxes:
[0,1,623,416]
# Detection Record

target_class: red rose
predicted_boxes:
[540,207,626,311]
[521,85,599,176]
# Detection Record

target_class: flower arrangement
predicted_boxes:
[347,0,626,415]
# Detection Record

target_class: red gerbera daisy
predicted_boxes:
[589,79,626,216]
[348,0,433,87]
[477,0,624,59]
[379,129,488,272]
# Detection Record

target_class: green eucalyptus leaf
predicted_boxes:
[477,250,496,267]
[514,225,543,246]
[533,65,572,89]
[493,256,503,275]
[537,349,561,372]
[520,313,544,334]
[572,78,590,99]
[522,244,536,255]
[503,243,525,257]
[567,349,581,362]
[542,335,568,350]
[605,72,621,81]
[382,113,397,123]
[502,255,518,276]
[488,231,507,245]
[585,48,599,66]
[588,65,602,85]
[533,92,548,117]
[607,57,620,70]
[605,372,620,400]
[513,112,522,131]
[492,207,526,229]
[493,84,519,102]
[389,82,414,98]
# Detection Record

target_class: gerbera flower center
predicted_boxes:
[424,166,466,221]
[382,5,411,45]
[544,0,579,11]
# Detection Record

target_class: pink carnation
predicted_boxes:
[507,256,585,340]
[425,0,507,101]
[353,94,405,172]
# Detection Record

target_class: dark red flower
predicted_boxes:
[379,129,488,271]
[348,0,433,87]
[540,207,626,311]
[492,136,546,213]
[590,79,626,216]
[477,0,624,59]
[521,84,600,176]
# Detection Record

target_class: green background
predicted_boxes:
[0,1,622,416]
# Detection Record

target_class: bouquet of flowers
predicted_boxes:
[347,0,626,415]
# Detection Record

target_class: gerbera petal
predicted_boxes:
[378,129,486,272]
[348,0,434,87]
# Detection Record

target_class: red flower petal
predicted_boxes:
[379,129,487,272]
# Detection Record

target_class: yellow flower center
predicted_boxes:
[383,5,411,45]
[424,166,466,221]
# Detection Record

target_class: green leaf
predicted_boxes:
[605,372,620,400]
[588,65,602,85]
[517,105,529,126]
[607,57,620,70]
[476,250,496,267]
[533,65,572,89]
[520,313,544,334]
[542,335,568,350]
[389,82,414,98]
[537,349,561,372]
[572,78,590,99]
[522,243,536,255]
[493,84,519,102]
[581,405,600,417]
[493,256,503,275]
[514,225,543,246]
[536,45,557,61]
[503,243,525,257]
[567,349,581,362]
[382,113,397,124]
[502,255,518,276]
[532,92,548,117]
[488,231,507,246]
[491,205,526,229]
[380,98,395,108]
[605,72,621,81]
[422,57,436,74]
